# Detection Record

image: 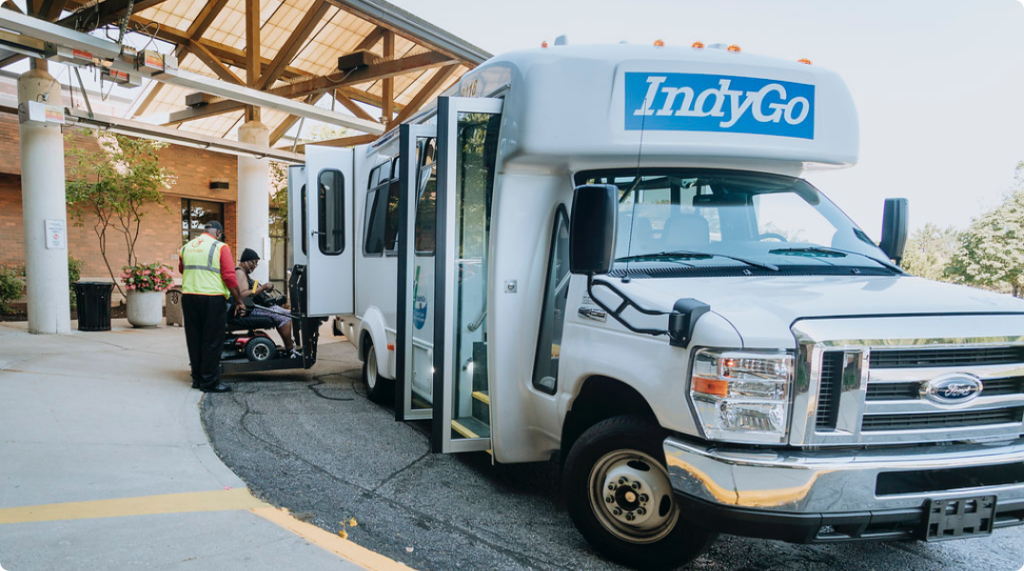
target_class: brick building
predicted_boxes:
[0,111,243,291]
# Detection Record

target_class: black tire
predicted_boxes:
[245,337,277,362]
[564,416,716,570]
[362,341,393,404]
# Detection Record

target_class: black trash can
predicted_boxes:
[73,282,114,331]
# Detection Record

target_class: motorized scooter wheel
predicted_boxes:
[245,337,277,362]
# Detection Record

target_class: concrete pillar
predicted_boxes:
[18,67,70,334]
[237,120,271,284]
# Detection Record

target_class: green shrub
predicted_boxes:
[0,265,23,314]
[68,255,82,310]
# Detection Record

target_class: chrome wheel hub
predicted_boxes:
[589,450,677,543]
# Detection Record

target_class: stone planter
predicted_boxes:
[126,290,163,328]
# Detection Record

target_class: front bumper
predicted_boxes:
[663,436,1024,543]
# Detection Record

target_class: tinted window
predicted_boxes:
[383,179,401,255]
[532,207,570,394]
[317,170,345,255]
[363,188,384,256]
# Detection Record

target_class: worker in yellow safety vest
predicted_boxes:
[177,221,246,393]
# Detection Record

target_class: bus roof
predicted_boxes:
[447,43,859,174]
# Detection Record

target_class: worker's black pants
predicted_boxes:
[182,293,227,389]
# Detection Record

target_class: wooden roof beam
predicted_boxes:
[256,0,330,90]
[295,133,378,153]
[268,50,453,100]
[390,64,457,125]
[189,39,243,84]
[186,0,230,39]
[58,0,171,31]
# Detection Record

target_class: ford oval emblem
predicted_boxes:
[920,374,984,405]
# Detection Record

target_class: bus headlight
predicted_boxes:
[689,349,793,444]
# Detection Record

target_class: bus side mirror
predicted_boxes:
[879,198,909,265]
[569,184,617,275]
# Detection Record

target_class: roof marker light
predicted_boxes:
[692,41,705,49]
[654,39,665,47]
[798,58,812,65]
[727,44,742,52]
[541,41,548,48]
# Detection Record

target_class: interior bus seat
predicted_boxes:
[662,213,711,248]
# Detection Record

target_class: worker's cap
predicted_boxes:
[204,221,224,233]
[240,248,260,262]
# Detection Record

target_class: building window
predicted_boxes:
[182,199,225,244]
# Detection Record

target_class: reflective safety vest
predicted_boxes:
[180,234,229,297]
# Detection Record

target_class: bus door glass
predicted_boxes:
[432,97,503,453]
[397,124,437,421]
[287,165,307,267]
[304,145,354,316]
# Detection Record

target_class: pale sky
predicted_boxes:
[390,0,1024,239]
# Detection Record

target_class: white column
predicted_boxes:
[236,120,270,284]
[18,67,70,334]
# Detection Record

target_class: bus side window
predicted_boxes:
[363,188,384,256]
[300,184,307,256]
[317,170,345,255]
[383,178,401,256]
[532,206,570,394]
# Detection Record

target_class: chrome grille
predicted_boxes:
[815,352,844,429]
[862,407,1024,431]
[870,347,1024,369]
[791,315,1024,447]
[867,377,1024,401]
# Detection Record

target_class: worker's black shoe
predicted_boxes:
[202,383,232,393]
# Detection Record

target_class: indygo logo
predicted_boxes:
[625,72,815,139]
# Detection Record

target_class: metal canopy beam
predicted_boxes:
[326,0,489,65]
[161,50,442,126]
[65,107,305,163]
[0,9,384,134]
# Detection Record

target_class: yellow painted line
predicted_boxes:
[0,488,269,524]
[471,390,490,405]
[252,507,416,571]
[450,419,479,439]
[1,489,418,570]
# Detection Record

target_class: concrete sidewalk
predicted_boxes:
[0,318,404,571]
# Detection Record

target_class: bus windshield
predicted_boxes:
[575,169,894,274]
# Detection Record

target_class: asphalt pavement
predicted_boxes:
[203,338,1024,571]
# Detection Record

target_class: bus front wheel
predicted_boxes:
[563,415,716,570]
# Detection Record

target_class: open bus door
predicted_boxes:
[288,145,354,367]
[397,124,437,421]
[430,96,504,453]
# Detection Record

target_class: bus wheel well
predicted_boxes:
[561,376,658,460]
[359,331,372,361]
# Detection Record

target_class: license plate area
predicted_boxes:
[924,496,996,541]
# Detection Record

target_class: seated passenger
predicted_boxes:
[235,248,298,357]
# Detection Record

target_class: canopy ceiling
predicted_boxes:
[17,0,489,148]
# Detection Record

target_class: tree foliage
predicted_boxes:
[946,187,1024,297]
[901,223,960,282]
[65,130,171,297]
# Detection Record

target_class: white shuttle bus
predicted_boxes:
[287,43,1024,569]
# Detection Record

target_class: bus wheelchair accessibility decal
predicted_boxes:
[625,72,815,139]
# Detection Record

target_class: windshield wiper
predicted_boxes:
[769,246,903,273]
[617,250,779,271]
